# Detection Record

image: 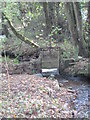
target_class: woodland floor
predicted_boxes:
[0,73,78,118]
[0,37,89,118]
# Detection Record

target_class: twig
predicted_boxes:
[4,49,10,95]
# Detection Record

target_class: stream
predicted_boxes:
[36,70,90,118]
[57,75,90,118]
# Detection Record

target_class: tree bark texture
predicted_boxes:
[64,2,87,57]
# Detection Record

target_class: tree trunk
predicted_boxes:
[64,2,87,57]
[48,2,55,29]
[87,2,90,24]
[1,3,10,38]
[64,3,78,45]
[73,2,87,56]
[43,2,50,34]
[2,12,39,48]
[87,2,90,37]
[17,2,22,21]
[56,2,60,25]
[87,2,90,56]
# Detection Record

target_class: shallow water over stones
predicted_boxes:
[57,76,89,118]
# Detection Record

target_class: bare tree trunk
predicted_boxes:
[43,2,50,34]
[3,12,39,48]
[64,2,87,57]
[56,2,60,25]
[17,2,24,21]
[48,2,56,28]
[87,2,90,23]
[87,2,90,56]
[64,3,78,45]
[87,2,90,37]
[73,3,82,36]
[1,2,10,38]
[73,2,87,56]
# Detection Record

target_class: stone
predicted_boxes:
[59,83,63,87]
[34,73,42,77]
[67,89,75,93]
[68,87,72,90]
[63,80,68,83]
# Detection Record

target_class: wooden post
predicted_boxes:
[58,47,61,74]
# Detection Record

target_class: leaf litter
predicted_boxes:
[1,73,77,118]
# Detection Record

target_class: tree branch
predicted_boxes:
[2,12,40,48]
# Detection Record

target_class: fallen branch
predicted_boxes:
[2,12,40,48]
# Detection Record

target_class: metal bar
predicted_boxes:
[40,47,60,51]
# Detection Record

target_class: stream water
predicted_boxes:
[57,75,90,118]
